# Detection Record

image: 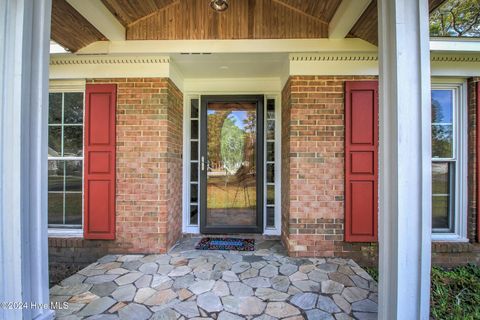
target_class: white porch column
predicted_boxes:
[378,0,432,319]
[0,0,53,319]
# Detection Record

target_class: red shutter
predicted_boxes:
[84,84,116,240]
[345,81,378,242]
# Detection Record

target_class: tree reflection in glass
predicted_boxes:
[206,103,257,227]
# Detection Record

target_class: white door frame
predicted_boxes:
[181,79,282,236]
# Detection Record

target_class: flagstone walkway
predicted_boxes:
[50,238,378,320]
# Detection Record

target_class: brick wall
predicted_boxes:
[49,78,183,284]
[467,77,479,243]
[281,78,292,254]
[281,75,377,266]
[281,75,480,267]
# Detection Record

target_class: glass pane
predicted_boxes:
[266,164,275,183]
[267,185,275,205]
[65,193,82,225]
[191,120,199,139]
[267,99,275,119]
[64,93,83,124]
[206,102,257,227]
[48,126,62,157]
[191,162,198,182]
[63,126,83,156]
[191,99,199,118]
[48,192,64,224]
[266,120,275,140]
[432,162,449,194]
[191,141,198,161]
[65,160,82,191]
[190,205,198,225]
[48,160,64,191]
[432,195,450,229]
[431,90,453,123]
[49,93,62,124]
[267,142,275,162]
[190,183,198,203]
[266,206,275,228]
[432,125,453,158]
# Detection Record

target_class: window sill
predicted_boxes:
[431,234,469,242]
[48,228,83,238]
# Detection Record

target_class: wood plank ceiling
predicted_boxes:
[51,0,446,52]
[51,0,107,51]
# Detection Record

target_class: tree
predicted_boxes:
[220,115,245,175]
[430,0,480,37]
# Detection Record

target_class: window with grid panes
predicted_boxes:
[265,98,276,228]
[48,92,84,228]
[431,87,464,235]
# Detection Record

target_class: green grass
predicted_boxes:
[363,267,378,282]
[364,264,480,320]
[430,265,480,320]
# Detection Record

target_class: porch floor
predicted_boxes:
[50,238,378,320]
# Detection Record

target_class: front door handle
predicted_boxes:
[201,156,205,171]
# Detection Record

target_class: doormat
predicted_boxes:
[195,237,255,251]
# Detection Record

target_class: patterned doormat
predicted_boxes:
[195,237,255,251]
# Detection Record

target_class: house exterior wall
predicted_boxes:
[49,74,479,284]
[280,75,378,266]
[281,75,480,267]
[49,78,183,283]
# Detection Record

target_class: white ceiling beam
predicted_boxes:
[76,39,378,54]
[66,0,125,41]
[329,0,371,39]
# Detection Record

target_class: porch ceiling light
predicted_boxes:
[210,0,228,12]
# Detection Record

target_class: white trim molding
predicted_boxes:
[290,53,378,76]
[49,79,86,92]
[49,54,171,80]
[289,52,480,76]
[431,38,480,52]
[183,78,282,93]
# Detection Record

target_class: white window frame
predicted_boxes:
[48,80,86,237]
[182,91,282,235]
[431,80,468,242]
[263,95,281,235]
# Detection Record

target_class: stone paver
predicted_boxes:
[50,238,377,319]
[197,292,223,312]
[77,297,116,317]
[229,281,254,297]
[255,287,289,301]
[111,284,136,302]
[118,303,151,320]
[317,295,341,313]
[265,302,300,318]
[306,309,335,320]
[290,292,318,310]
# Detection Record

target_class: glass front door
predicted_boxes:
[200,95,264,233]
